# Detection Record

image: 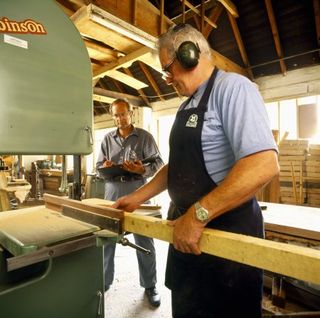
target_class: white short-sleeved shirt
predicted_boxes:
[180,69,278,184]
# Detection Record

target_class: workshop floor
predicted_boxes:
[104,237,172,318]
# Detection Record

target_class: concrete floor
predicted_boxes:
[104,237,172,318]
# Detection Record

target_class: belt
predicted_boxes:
[106,175,143,183]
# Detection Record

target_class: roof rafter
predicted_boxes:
[217,0,238,18]
[227,11,254,80]
[93,87,147,107]
[123,67,151,106]
[180,0,217,29]
[172,0,216,24]
[264,0,287,75]
[138,61,164,102]
[203,2,224,39]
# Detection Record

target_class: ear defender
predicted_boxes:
[176,41,201,69]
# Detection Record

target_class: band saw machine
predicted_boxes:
[0,1,112,317]
[0,194,158,318]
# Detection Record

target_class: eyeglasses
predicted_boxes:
[162,57,176,74]
[162,57,176,80]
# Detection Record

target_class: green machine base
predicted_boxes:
[0,245,104,318]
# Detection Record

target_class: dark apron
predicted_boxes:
[166,68,263,318]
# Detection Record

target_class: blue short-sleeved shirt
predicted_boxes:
[181,69,278,184]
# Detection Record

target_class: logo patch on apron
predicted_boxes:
[185,114,198,128]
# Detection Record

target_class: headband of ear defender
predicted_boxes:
[173,24,201,69]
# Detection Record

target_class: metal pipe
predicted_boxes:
[249,48,320,70]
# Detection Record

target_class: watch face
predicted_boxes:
[197,207,208,222]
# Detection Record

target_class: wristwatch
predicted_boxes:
[194,201,209,223]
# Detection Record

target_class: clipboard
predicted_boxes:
[97,155,161,179]
[97,165,129,179]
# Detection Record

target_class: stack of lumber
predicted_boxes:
[279,140,320,207]
[305,144,320,206]
[279,140,308,205]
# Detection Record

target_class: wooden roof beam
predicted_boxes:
[264,0,287,75]
[180,0,217,29]
[111,79,126,94]
[123,68,151,107]
[138,61,164,102]
[93,87,147,107]
[217,0,239,18]
[227,12,254,80]
[86,0,173,37]
[203,2,224,39]
[83,38,119,58]
[74,2,248,79]
[172,0,216,24]
[159,0,165,35]
[92,46,156,80]
[105,70,148,90]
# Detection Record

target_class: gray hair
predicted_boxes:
[157,24,212,60]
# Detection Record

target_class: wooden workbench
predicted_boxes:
[261,202,320,246]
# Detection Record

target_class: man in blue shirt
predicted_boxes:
[96,98,164,307]
[112,24,279,317]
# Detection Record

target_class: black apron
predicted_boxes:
[166,68,263,318]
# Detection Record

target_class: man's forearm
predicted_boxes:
[200,150,279,221]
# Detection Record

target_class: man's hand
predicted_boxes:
[103,160,113,167]
[121,160,145,175]
[168,206,206,255]
[112,193,141,212]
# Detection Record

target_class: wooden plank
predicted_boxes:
[203,3,224,39]
[123,67,151,106]
[71,6,142,54]
[217,0,239,17]
[93,94,114,104]
[306,172,320,178]
[77,3,249,79]
[123,212,320,285]
[0,190,10,212]
[43,194,124,224]
[306,166,320,172]
[264,0,286,75]
[279,155,306,161]
[83,198,320,285]
[261,202,320,241]
[92,46,156,79]
[86,0,172,38]
[89,4,158,49]
[227,12,254,80]
[182,0,217,28]
[309,149,320,156]
[93,87,145,107]
[279,149,306,156]
[106,70,148,90]
[280,139,309,146]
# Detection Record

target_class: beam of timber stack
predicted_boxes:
[279,140,320,207]
[279,139,308,205]
[305,144,320,207]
